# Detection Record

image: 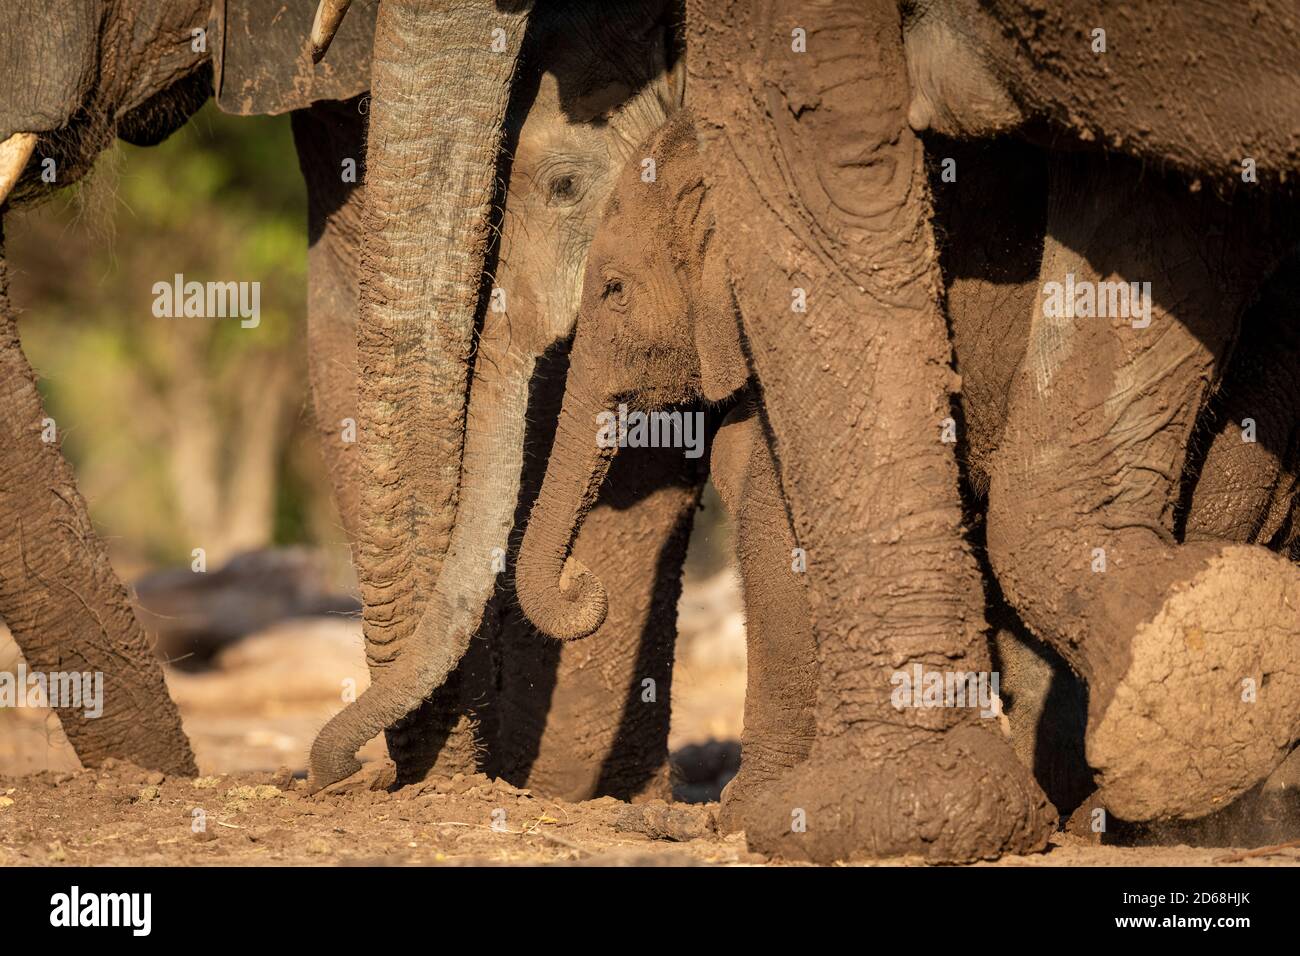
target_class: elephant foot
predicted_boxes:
[1088,545,1300,820]
[718,766,776,835]
[386,710,483,788]
[742,724,1056,864]
[717,738,813,834]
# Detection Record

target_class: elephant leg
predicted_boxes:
[935,135,1047,496]
[492,422,701,801]
[292,99,485,785]
[0,231,195,776]
[709,396,816,834]
[934,136,1094,816]
[988,604,1092,819]
[987,152,1300,821]
[292,99,367,543]
[690,0,1055,863]
[1185,250,1300,550]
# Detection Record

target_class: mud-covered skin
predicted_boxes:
[984,153,1300,820]
[932,136,1045,495]
[683,0,1054,863]
[210,0,374,117]
[0,0,209,197]
[907,1,1300,821]
[904,0,1300,185]
[514,110,748,644]
[291,96,487,784]
[934,136,1300,826]
[0,0,373,778]
[512,112,819,819]
[485,9,703,801]
[1185,255,1300,555]
[0,0,221,777]
[988,615,1092,819]
[292,99,368,547]
[1,0,373,204]
[492,434,702,801]
[710,399,817,833]
[933,136,1300,822]
[310,2,701,796]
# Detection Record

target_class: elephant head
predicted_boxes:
[307,1,685,788]
[515,109,749,641]
[1,0,210,204]
[0,0,374,208]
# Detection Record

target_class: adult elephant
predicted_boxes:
[0,0,372,777]
[305,0,701,798]
[904,0,1300,821]
[687,0,1064,864]
[937,134,1300,825]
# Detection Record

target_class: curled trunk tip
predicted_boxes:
[517,553,608,641]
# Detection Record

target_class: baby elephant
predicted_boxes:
[513,110,820,833]
[513,110,1054,856]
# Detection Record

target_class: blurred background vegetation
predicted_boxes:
[5,101,730,585]
[7,104,345,578]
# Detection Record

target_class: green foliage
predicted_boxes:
[9,104,337,568]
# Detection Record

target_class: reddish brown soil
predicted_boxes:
[1,572,1297,866]
[3,762,1298,866]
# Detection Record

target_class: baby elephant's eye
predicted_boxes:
[601,276,629,312]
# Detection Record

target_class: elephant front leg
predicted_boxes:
[1184,250,1300,549]
[986,153,1300,821]
[690,0,1055,863]
[709,397,816,833]
[0,238,195,776]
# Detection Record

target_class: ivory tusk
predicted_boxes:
[0,132,38,207]
[311,0,353,63]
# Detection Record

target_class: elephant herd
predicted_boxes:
[1,0,1298,864]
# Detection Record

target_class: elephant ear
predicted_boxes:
[694,238,750,402]
[674,179,748,402]
[210,0,375,116]
[659,112,749,403]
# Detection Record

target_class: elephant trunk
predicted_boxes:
[515,376,615,642]
[310,0,532,789]
[311,320,534,787]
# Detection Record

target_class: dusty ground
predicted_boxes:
[1,569,1298,866]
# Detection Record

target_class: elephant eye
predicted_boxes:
[602,276,628,311]
[547,173,579,205]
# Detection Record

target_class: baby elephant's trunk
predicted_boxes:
[515,381,615,641]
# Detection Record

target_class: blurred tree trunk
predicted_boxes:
[159,325,297,565]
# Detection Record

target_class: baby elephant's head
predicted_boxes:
[572,108,750,410]
[515,109,750,642]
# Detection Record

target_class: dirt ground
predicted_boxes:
[1,569,1298,867]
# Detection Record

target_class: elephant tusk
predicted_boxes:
[310,0,353,63]
[0,132,37,207]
